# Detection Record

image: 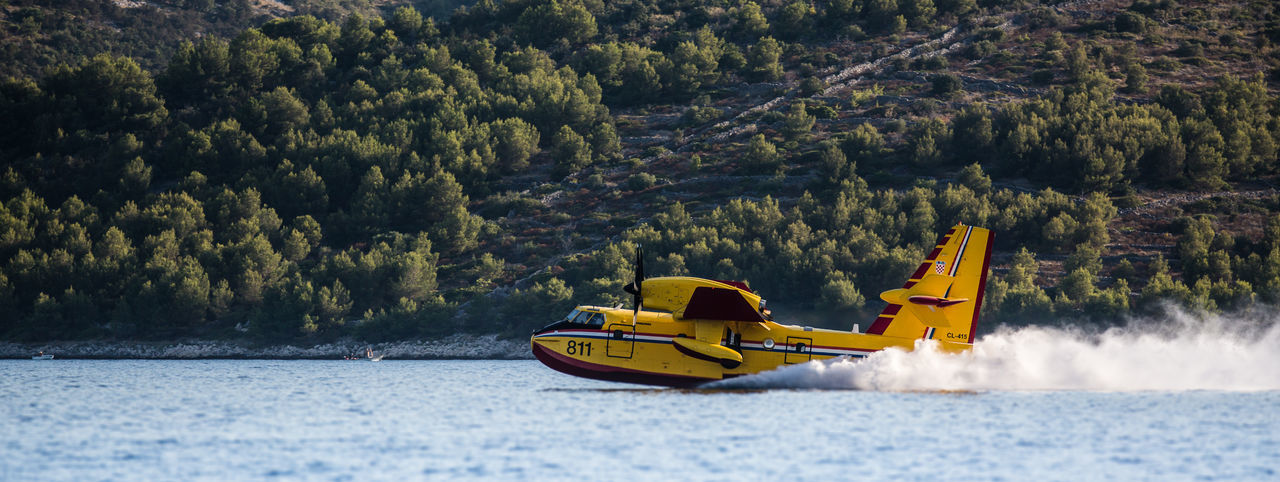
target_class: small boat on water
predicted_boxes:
[32,352,53,360]
[366,347,383,362]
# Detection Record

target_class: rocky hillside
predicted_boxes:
[1,0,1278,343]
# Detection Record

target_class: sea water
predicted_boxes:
[3,315,1279,480]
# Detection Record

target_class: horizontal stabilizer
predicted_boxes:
[907,296,969,307]
[911,274,954,297]
[880,274,966,328]
[879,274,956,305]
[902,303,952,328]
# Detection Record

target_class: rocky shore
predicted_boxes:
[0,334,535,360]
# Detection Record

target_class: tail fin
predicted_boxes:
[865,224,993,344]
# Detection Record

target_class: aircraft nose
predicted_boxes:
[531,321,559,336]
[531,319,573,336]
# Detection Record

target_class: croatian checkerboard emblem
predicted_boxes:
[935,261,946,274]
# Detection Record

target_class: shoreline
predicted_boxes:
[0,334,535,360]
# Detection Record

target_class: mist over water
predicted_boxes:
[710,308,1280,391]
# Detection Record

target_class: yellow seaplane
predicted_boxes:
[530,224,994,387]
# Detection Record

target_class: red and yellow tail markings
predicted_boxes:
[873,228,956,329]
[868,224,991,342]
[866,304,900,335]
[901,233,954,289]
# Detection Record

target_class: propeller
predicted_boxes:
[622,246,645,322]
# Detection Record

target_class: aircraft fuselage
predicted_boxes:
[530,306,970,387]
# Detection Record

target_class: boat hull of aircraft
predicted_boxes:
[531,224,994,387]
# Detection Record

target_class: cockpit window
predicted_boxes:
[539,309,608,334]
[556,309,605,327]
[563,309,581,323]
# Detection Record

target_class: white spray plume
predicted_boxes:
[708,308,1280,391]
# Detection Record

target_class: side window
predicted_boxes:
[572,311,593,324]
[586,313,604,326]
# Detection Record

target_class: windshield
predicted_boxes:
[563,309,581,323]
[535,308,605,335]
[573,311,606,325]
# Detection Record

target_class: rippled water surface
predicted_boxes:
[3,359,1277,480]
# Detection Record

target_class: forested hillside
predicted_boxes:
[0,0,473,79]
[2,0,1279,343]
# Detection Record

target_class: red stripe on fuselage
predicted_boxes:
[805,343,877,353]
[537,328,677,339]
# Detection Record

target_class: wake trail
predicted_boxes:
[707,308,1280,392]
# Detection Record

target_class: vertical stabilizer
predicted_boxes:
[865,224,993,344]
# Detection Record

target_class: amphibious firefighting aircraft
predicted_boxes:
[530,224,994,387]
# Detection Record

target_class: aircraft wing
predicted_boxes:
[678,286,766,323]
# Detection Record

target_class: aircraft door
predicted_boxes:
[785,336,812,364]
[606,323,635,358]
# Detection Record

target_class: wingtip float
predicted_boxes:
[531,224,994,387]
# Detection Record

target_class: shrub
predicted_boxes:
[680,106,723,127]
[914,55,948,70]
[741,134,781,175]
[931,73,963,97]
[966,40,997,60]
[912,98,941,115]
[1030,69,1055,84]
[806,104,838,119]
[1150,56,1181,71]
[1114,12,1148,34]
[850,83,884,107]
[819,275,865,310]
[627,172,657,191]
[1025,7,1062,29]
[799,76,827,95]
[1175,42,1204,57]
[975,27,1006,42]
[843,24,867,40]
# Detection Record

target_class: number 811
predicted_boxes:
[566,340,592,356]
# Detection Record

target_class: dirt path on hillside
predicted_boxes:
[657,0,1111,156]
[1118,188,1280,217]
